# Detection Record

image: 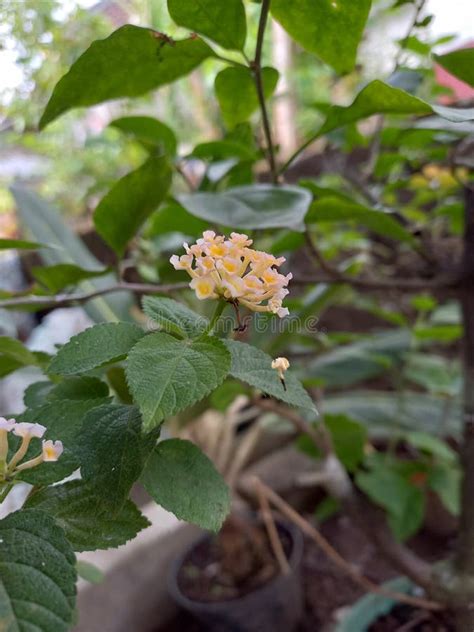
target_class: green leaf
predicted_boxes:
[300,179,353,203]
[405,431,457,462]
[307,80,474,144]
[192,140,257,162]
[307,198,415,244]
[179,184,311,231]
[319,80,432,137]
[210,380,245,411]
[106,366,134,404]
[325,414,367,472]
[22,376,109,408]
[223,339,316,412]
[0,238,49,251]
[168,0,246,51]
[11,185,132,323]
[404,353,460,396]
[306,330,410,388]
[27,481,150,551]
[335,577,414,632]
[314,497,341,523]
[271,0,371,74]
[110,116,177,156]
[141,438,230,531]
[23,381,54,408]
[47,376,110,401]
[0,509,77,632]
[215,66,279,127]
[402,35,431,56]
[297,414,367,471]
[0,357,23,379]
[77,405,150,510]
[388,485,425,541]
[94,155,172,256]
[48,322,145,376]
[76,561,105,585]
[147,202,208,237]
[16,396,110,485]
[0,336,49,377]
[414,324,462,343]
[428,464,461,516]
[356,468,425,540]
[40,26,215,129]
[434,49,474,88]
[126,333,230,431]
[431,105,474,124]
[324,390,461,437]
[32,263,109,293]
[142,296,208,339]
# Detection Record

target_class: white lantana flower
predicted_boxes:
[170,231,292,317]
[0,418,16,465]
[0,418,63,482]
[42,440,64,462]
[12,422,46,439]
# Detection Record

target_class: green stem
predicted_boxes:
[205,301,227,336]
[252,0,278,184]
[0,482,14,504]
[279,135,315,176]
[214,54,248,69]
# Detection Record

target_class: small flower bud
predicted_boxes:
[271,357,290,390]
[42,440,64,462]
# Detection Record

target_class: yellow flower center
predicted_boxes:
[195,279,214,297]
[209,243,227,258]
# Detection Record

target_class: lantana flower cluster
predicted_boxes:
[170,231,292,317]
[0,417,63,483]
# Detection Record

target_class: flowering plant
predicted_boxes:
[171,231,291,317]
[1,0,474,629]
[0,232,313,631]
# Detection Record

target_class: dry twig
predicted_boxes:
[254,478,443,612]
[254,476,291,576]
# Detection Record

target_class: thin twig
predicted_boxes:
[253,399,435,593]
[255,478,443,612]
[395,612,430,632]
[393,0,427,70]
[0,282,188,309]
[252,0,278,183]
[254,477,291,575]
[304,231,339,276]
[214,54,248,69]
[341,171,436,267]
[279,134,315,176]
[175,162,195,192]
[303,230,444,289]
[292,272,458,292]
[253,397,327,455]
[1,266,458,311]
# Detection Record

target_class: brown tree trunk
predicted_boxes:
[455,185,474,631]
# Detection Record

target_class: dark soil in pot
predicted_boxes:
[369,604,455,631]
[167,515,304,632]
[159,512,452,632]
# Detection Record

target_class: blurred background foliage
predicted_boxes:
[1,0,468,224]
